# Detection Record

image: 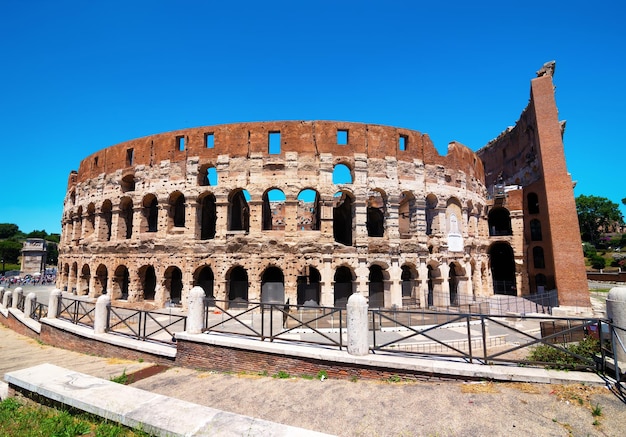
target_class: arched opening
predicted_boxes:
[530,219,542,241]
[334,266,353,308]
[119,197,133,240]
[297,189,320,231]
[261,266,285,303]
[449,262,460,306]
[95,264,108,296]
[121,174,136,192]
[142,195,158,233]
[80,264,90,296]
[85,203,96,239]
[399,192,415,239]
[194,266,215,300]
[74,206,83,242]
[262,189,286,231]
[527,192,540,214]
[228,189,250,232]
[333,191,354,246]
[113,265,129,300]
[297,266,321,306]
[489,242,516,295]
[198,164,218,187]
[169,192,186,228]
[368,265,385,308]
[427,265,435,307]
[228,266,249,308]
[101,200,113,241]
[533,246,545,269]
[199,193,217,240]
[366,190,386,237]
[140,265,157,300]
[69,262,78,294]
[62,263,70,291]
[425,194,438,235]
[488,207,512,236]
[401,265,417,306]
[165,266,183,304]
[332,163,353,184]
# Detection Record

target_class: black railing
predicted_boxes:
[58,298,96,327]
[30,302,48,321]
[107,306,186,346]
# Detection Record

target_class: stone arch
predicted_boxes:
[333,265,355,308]
[401,264,418,305]
[227,265,249,308]
[332,163,353,184]
[527,192,540,214]
[366,189,386,238]
[84,203,96,239]
[94,264,108,296]
[79,264,90,296]
[488,207,512,236]
[142,194,158,233]
[101,200,113,241]
[121,174,136,192]
[297,189,320,231]
[333,190,355,246]
[113,265,130,300]
[169,191,186,229]
[297,265,321,306]
[426,262,442,307]
[198,192,217,240]
[139,265,157,300]
[164,266,183,304]
[198,163,218,187]
[399,191,416,239]
[489,242,516,295]
[261,266,285,303]
[119,197,133,240]
[368,264,386,308]
[228,189,250,232]
[262,188,286,231]
[193,265,215,299]
[448,261,464,306]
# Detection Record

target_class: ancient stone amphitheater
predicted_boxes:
[56,66,590,311]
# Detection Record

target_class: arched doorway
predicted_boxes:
[95,264,108,296]
[449,263,460,306]
[334,266,353,308]
[228,266,248,308]
[401,265,417,306]
[261,266,285,304]
[80,264,90,296]
[113,265,129,300]
[199,193,217,240]
[165,267,183,304]
[140,265,157,300]
[489,242,516,295]
[297,266,321,306]
[333,192,354,246]
[368,265,385,308]
[195,266,215,300]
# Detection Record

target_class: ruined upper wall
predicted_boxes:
[70,121,484,188]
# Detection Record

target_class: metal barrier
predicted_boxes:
[107,306,186,345]
[58,298,96,327]
[30,302,48,321]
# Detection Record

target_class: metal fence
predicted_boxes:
[107,306,187,345]
[58,298,96,327]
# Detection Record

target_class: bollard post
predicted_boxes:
[12,287,23,309]
[187,286,206,334]
[347,292,370,356]
[24,292,37,318]
[2,290,12,308]
[94,294,111,334]
[47,288,62,319]
[606,287,626,364]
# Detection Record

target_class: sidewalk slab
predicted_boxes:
[5,363,333,437]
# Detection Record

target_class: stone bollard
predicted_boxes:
[47,288,62,319]
[12,287,23,309]
[24,292,37,318]
[94,294,111,334]
[186,286,206,335]
[607,287,626,364]
[347,292,370,356]
[0,287,4,303]
[2,290,12,308]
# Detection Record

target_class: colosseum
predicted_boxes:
[57,63,590,311]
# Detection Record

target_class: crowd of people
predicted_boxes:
[0,273,56,287]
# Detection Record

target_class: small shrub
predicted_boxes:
[528,337,600,369]
[590,254,606,270]
[316,370,328,381]
[591,404,602,417]
[110,369,129,385]
[387,374,402,383]
[273,370,290,379]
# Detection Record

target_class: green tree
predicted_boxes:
[27,230,49,239]
[576,195,624,246]
[0,223,19,239]
[0,240,22,264]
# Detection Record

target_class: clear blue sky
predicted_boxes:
[1,1,624,235]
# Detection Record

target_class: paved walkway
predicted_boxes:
[1,324,624,436]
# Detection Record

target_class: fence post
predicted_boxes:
[347,292,369,356]
[47,289,62,319]
[2,290,11,308]
[24,292,37,319]
[12,287,22,309]
[606,287,626,364]
[94,294,111,334]
[187,286,205,334]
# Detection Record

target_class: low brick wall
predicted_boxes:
[39,323,175,366]
[587,272,626,283]
[175,339,468,382]
[0,311,40,340]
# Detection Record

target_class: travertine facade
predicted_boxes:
[57,64,590,310]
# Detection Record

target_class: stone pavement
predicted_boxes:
[2,324,625,436]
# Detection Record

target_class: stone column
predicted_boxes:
[606,287,626,364]
[347,292,369,356]
[187,286,205,334]
[47,289,62,319]
[24,292,37,318]
[94,294,111,334]
[320,255,334,307]
[2,290,12,308]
